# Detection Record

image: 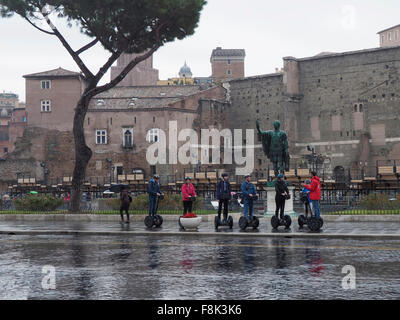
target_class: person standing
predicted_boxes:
[148,174,163,216]
[241,174,258,221]
[301,179,312,217]
[216,173,232,222]
[120,187,131,223]
[275,173,289,219]
[182,176,197,215]
[302,171,321,218]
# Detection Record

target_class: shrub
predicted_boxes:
[105,194,204,211]
[359,193,400,210]
[14,195,65,211]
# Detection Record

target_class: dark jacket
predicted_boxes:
[148,179,161,198]
[275,180,289,200]
[241,181,257,201]
[216,179,232,200]
[120,190,131,207]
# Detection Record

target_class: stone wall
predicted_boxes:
[226,46,400,176]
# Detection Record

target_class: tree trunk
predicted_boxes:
[69,93,93,213]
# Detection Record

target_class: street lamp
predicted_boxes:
[307,145,317,172]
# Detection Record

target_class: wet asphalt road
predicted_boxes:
[0,231,399,299]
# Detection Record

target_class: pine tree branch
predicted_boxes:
[76,39,99,55]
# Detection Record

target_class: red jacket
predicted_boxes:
[304,176,321,200]
[182,183,196,201]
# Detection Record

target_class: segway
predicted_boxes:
[271,214,292,230]
[214,215,234,230]
[298,193,323,231]
[235,193,260,230]
[214,193,234,230]
[145,194,164,228]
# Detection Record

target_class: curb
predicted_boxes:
[1,229,400,240]
[0,213,400,222]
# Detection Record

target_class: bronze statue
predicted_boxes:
[256,120,290,177]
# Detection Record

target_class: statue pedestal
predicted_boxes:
[264,186,297,217]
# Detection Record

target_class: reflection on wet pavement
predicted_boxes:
[0,234,399,299]
[0,220,400,235]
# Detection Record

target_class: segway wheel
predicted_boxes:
[252,216,260,229]
[214,216,219,230]
[283,215,292,229]
[308,217,320,232]
[144,216,154,228]
[318,217,324,228]
[271,215,279,229]
[298,215,306,228]
[227,216,233,229]
[239,216,248,230]
[154,215,163,227]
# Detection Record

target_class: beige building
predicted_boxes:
[210,47,245,82]
[0,93,27,158]
[18,66,227,182]
[23,68,86,132]
[111,53,159,87]
[378,24,400,47]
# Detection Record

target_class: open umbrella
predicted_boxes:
[108,184,130,193]
[30,191,38,195]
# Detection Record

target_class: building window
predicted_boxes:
[41,100,51,112]
[388,32,392,41]
[96,130,107,144]
[41,80,51,89]
[123,128,133,147]
[147,128,159,143]
[22,116,27,122]
[359,104,363,112]
[396,30,399,41]
[227,59,231,65]
[381,35,385,44]
[227,69,232,75]
[4,147,8,153]
[96,99,105,106]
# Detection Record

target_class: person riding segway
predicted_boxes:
[238,174,260,230]
[145,174,164,228]
[271,173,292,230]
[214,173,234,230]
[301,172,323,231]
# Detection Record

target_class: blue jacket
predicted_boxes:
[301,187,310,202]
[148,179,161,198]
[216,179,232,200]
[241,181,257,201]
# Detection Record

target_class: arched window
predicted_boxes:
[147,128,159,143]
[123,129,133,147]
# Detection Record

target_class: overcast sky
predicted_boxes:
[1,0,399,102]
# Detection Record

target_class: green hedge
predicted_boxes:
[13,195,65,211]
[359,193,400,210]
[106,194,204,211]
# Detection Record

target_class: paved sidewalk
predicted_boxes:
[0,219,399,239]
